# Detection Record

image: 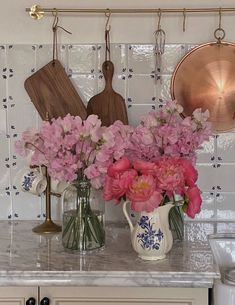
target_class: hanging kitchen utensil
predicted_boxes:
[171,9,235,132]
[86,11,128,126]
[154,10,166,83]
[24,11,87,120]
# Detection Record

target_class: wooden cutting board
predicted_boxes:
[87,61,128,126]
[24,59,87,120]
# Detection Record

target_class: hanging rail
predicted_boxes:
[26,5,235,20]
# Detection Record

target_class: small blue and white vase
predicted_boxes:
[123,202,173,260]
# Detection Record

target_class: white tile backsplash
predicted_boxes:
[0,42,234,221]
[160,44,186,74]
[128,74,155,104]
[0,135,10,192]
[196,164,217,192]
[0,109,7,134]
[68,44,97,74]
[127,104,155,127]
[36,44,67,70]
[196,136,215,164]
[156,74,172,102]
[98,44,127,74]
[128,44,155,74]
[8,74,32,102]
[6,45,36,76]
[216,132,235,163]
[8,102,37,134]
[71,74,97,105]
[215,164,235,192]
[216,193,235,220]
[0,193,11,219]
[12,191,41,220]
[193,192,215,220]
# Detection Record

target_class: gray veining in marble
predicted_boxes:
[0,220,225,287]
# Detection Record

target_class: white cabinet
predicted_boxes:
[0,287,37,305]
[0,286,208,305]
[40,286,208,305]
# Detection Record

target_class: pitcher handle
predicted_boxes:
[122,201,134,233]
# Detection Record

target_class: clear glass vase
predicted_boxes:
[62,179,105,252]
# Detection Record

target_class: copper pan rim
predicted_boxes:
[170,40,235,133]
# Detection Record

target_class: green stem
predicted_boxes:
[169,205,184,240]
[62,179,105,251]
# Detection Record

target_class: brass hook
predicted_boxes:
[157,9,162,30]
[51,8,71,64]
[183,8,186,32]
[52,8,59,31]
[105,9,111,31]
[214,7,225,43]
[218,7,222,29]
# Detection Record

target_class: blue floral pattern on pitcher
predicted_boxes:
[21,172,35,191]
[137,215,164,250]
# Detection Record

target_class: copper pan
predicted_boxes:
[171,41,235,132]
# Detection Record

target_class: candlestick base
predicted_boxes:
[32,219,61,234]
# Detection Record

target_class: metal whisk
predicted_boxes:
[154,10,166,83]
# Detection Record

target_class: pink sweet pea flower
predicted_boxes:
[107,156,131,178]
[185,186,202,218]
[103,176,114,201]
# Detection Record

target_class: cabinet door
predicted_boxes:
[40,286,208,305]
[0,287,38,305]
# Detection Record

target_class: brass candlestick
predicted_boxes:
[32,166,61,234]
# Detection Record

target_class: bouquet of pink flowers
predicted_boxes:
[125,100,211,163]
[102,100,212,238]
[104,156,201,218]
[15,114,132,188]
[15,100,211,241]
[15,114,132,251]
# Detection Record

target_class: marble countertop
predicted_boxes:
[0,220,228,288]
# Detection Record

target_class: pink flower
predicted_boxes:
[180,158,198,187]
[164,100,183,115]
[185,186,202,218]
[103,169,137,202]
[15,128,41,157]
[127,175,156,202]
[155,157,185,194]
[130,191,163,213]
[133,160,156,175]
[103,176,114,201]
[127,175,162,212]
[107,156,131,178]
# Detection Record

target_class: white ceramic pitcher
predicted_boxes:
[123,202,174,260]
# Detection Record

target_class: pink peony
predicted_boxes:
[130,191,163,213]
[185,186,202,218]
[103,169,137,202]
[107,156,131,178]
[155,157,185,194]
[133,160,156,175]
[180,158,198,187]
[127,175,156,202]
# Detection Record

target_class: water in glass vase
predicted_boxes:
[62,208,105,252]
[62,179,105,253]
